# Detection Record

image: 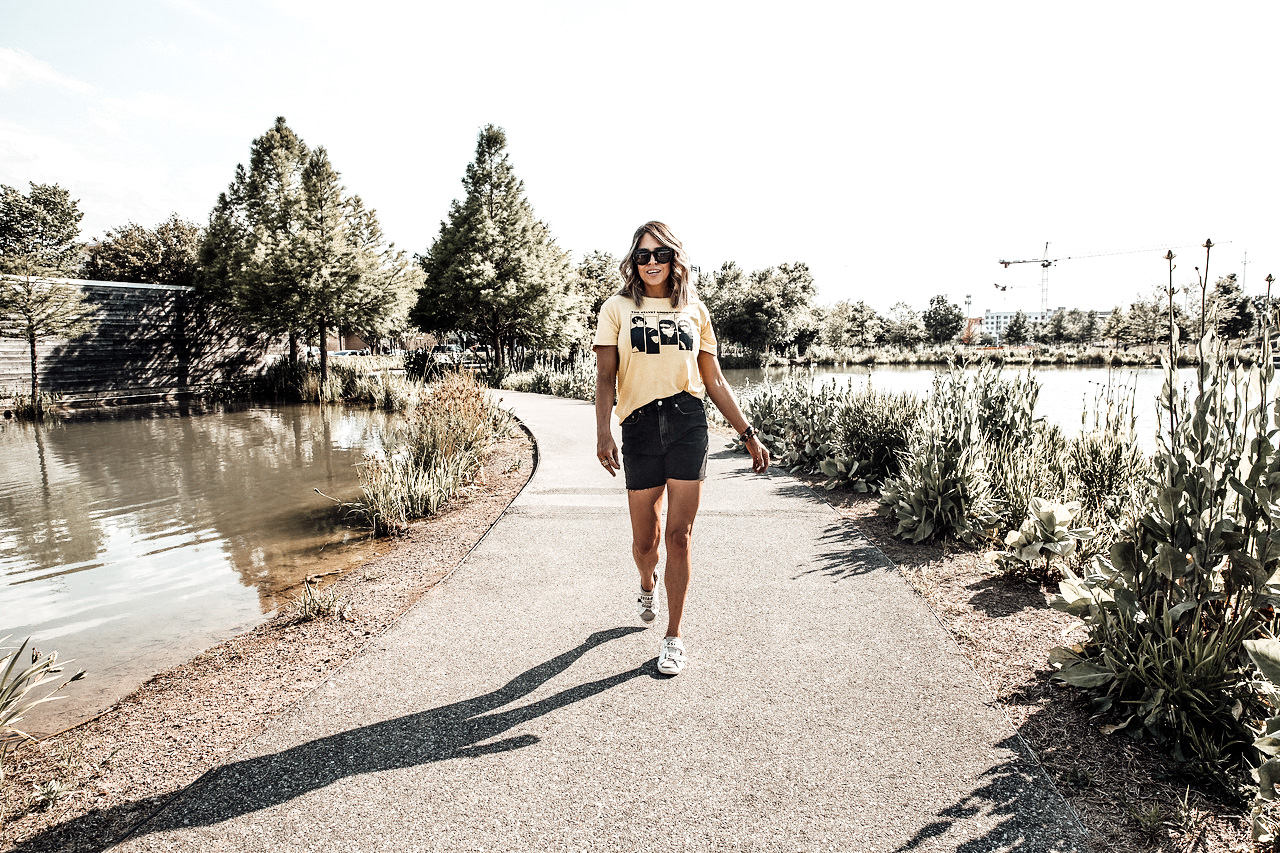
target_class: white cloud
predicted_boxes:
[0,48,95,94]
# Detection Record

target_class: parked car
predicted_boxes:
[432,344,465,364]
[329,349,363,357]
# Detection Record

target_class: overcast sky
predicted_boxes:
[2,0,1276,317]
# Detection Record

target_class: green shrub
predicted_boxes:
[991,497,1095,582]
[820,387,921,490]
[1050,312,1280,789]
[878,366,999,545]
[1,637,85,783]
[743,375,846,475]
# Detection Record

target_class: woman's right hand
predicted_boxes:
[596,434,620,478]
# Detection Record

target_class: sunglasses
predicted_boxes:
[632,247,674,265]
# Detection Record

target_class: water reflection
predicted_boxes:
[0,405,390,734]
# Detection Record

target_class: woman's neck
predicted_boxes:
[643,283,670,300]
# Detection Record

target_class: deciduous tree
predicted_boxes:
[884,302,925,348]
[84,214,202,287]
[922,294,963,345]
[0,182,95,415]
[0,182,84,276]
[574,250,621,353]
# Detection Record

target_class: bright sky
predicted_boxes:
[2,1,1276,318]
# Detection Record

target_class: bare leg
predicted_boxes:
[662,479,703,638]
[627,485,664,592]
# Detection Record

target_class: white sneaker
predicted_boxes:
[657,636,687,676]
[637,572,657,625]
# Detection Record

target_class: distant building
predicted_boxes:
[982,307,1112,344]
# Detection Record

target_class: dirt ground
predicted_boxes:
[822,487,1254,853]
[0,427,1259,852]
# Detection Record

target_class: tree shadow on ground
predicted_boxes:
[889,734,1087,852]
[794,521,897,582]
[12,626,649,853]
[964,574,1053,618]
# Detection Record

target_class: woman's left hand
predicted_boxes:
[746,435,770,474]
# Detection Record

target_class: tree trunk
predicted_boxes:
[318,317,329,391]
[28,330,40,417]
[288,331,299,368]
[493,334,505,373]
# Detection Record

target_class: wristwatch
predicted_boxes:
[739,425,757,442]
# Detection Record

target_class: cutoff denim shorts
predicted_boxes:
[620,391,709,491]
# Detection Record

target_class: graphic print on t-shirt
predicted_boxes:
[630,315,647,353]
[676,319,694,351]
[631,311,693,355]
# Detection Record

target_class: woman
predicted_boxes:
[593,221,770,676]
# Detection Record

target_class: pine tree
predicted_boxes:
[1209,274,1254,341]
[410,125,576,371]
[198,117,311,354]
[1003,311,1030,345]
[199,118,416,381]
[1082,310,1099,345]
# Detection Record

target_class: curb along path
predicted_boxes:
[109,391,1085,853]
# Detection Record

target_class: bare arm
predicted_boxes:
[594,345,620,477]
[697,350,770,474]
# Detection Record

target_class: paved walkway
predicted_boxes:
[109,391,1085,852]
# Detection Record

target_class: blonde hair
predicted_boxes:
[618,221,693,309]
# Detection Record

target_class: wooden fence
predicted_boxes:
[0,277,281,407]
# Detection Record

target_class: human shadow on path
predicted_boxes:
[13,626,648,853]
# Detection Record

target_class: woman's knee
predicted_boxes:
[633,532,661,556]
[665,526,692,553]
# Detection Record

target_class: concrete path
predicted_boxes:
[109,391,1085,852]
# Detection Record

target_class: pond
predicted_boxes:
[723,363,1206,452]
[0,404,391,735]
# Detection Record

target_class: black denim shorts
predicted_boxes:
[620,391,709,491]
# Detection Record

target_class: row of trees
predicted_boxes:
[994,276,1261,348]
[1,118,423,394]
[11,120,1267,398]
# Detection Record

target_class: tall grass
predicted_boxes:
[2,388,59,422]
[353,372,511,535]
[499,354,595,402]
[249,356,415,410]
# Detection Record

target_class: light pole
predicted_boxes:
[964,294,972,346]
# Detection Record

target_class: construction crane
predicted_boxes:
[998,240,1225,313]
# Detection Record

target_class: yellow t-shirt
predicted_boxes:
[593,293,718,422]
